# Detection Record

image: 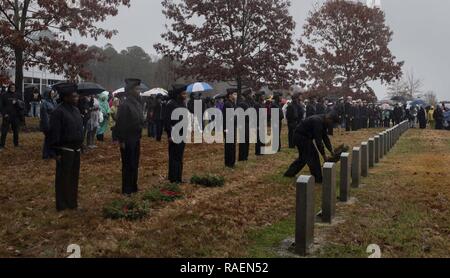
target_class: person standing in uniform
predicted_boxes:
[114,79,145,195]
[315,98,326,115]
[238,89,252,161]
[286,93,303,149]
[223,89,238,167]
[153,94,164,142]
[0,84,23,149]
[306,98,316,118]
[165,85,188,183]
[271,92,284,152]
[336,97,345,135]
[49,83,84,211]
[284,112,340,183]
[254,91,265,156]
[361,101,369,129]
[344,97,353,132]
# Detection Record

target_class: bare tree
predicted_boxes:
[404,70,424,98]
[387,69,423,100]
[423,91,438,107]
[387,79,408,99]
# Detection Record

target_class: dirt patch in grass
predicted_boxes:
[0,118,385,258]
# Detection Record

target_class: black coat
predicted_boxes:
[49,103,84,150]
[306,103,316,118]
[294,115,333,156]
[286,101,304,128]
[114,96,145,142]
[0,92,23,118]
[315,104,326,115]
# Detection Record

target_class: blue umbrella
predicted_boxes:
[187,82,213,93]
[444,111,450,122]
[410,99,428,108]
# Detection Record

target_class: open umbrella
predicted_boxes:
[187,82,213,93]
[76,82,106,96]
[380,103,392,110]
[113,83,150,96]
[444,111,450,122]
[141,88,168,97]
[410,99,428,108]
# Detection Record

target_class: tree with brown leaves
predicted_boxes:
[0,0,130,94]
[154,0,299,93]
[299,0,403,96]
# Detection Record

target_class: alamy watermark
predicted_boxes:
[170,100,280,155]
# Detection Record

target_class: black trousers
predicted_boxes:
[1,116,20,147]
[55,149,80,211]
[288,124,296,149]
[156,120,163,142]
[42,132,55,159]
[284,136,323,183]
[120,139,140,195]
[168,141,185,183]
[255,127,263,155]
[352,118,358,131]
[238,127,250,161]
[362,118,368,129]
[345,117,352,131]
[225,132,236,168]
[277,123,282,152]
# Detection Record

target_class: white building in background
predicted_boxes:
[7,67,66,94]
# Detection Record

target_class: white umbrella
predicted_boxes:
[112,87,125,96]
[141,88,168,97]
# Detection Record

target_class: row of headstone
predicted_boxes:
[294,121,410,256]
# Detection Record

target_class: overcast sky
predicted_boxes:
[76,0,450,100]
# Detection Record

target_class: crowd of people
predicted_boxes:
[1,81,449,211]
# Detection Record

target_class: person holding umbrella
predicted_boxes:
[114,79,145,195]
[433,105,444,130]
[49,83,84,211]
[164,84,188,183]
[238,89,252,161]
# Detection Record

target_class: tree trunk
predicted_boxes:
[14,49,24,100]
[236,76,242,96]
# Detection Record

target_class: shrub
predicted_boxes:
[103,199,149,221]
[191,174,225,187]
